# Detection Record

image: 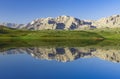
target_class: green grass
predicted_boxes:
[2,26,120,49]
[1,26,120,40]
[87,28,120,40]
[0,26,104,40]
[0,26,105,49]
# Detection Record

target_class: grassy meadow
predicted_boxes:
[1,25,120,48]
[0,26,104,40]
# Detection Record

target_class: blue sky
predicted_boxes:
[0,0,120,24]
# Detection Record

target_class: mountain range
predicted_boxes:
[1,14,120,30]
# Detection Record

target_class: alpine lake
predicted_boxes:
[1,29,120,79]
[0,40,120,79]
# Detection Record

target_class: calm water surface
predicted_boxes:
[0,47,120,79]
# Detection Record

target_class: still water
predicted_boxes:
[0,46,120,79]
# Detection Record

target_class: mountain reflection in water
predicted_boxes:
[1,47,120,63]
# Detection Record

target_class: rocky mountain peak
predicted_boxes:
[24,15,86,30]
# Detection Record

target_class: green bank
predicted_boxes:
[1,25,120,48]
[0,25,103,40]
